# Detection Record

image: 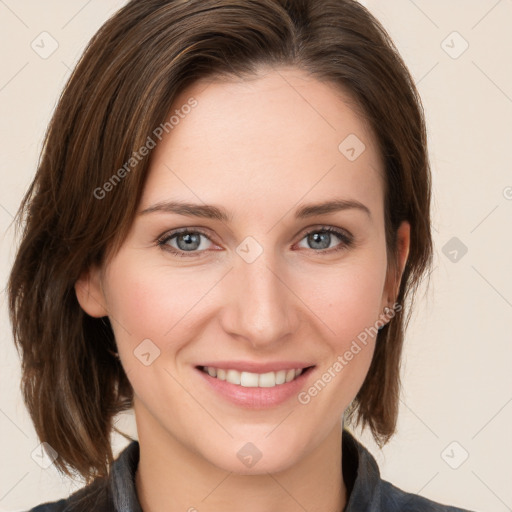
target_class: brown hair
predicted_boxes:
[8,0,432,483]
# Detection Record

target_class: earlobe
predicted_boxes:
[74,265,108,318]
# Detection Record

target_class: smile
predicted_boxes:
[198,366,308,388]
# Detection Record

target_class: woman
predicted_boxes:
[8,0,475,510]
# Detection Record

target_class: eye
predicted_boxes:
[157,229,215,257]
[157,226,354,258]
[296,226,353,254]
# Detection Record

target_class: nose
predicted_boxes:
[219,249,300,349]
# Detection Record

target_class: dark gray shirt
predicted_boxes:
[28,430,474,512]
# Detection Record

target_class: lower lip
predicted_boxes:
[195,366,315,409]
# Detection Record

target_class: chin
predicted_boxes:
[213,452,299,476]
[199,434,306,476]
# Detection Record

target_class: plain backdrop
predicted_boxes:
[0,1,511,511]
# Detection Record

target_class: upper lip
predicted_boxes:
[196,361,315,373]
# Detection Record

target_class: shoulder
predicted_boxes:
[380,479,475,512]
[342,429,476,512]
[26,440,140,512]
[27,498,67,512]
[26,475,112,512]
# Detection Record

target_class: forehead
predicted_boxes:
[141,66,384,217]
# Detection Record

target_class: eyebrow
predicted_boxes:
[139,198,371,222]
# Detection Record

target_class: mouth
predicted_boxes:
[195,365,315,389]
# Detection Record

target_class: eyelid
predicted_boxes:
[295,224,353,243]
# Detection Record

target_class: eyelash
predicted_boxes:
[156,226,354,258]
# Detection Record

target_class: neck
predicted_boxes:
[134,411,347,512]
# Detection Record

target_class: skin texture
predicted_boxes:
[76,66,410,512]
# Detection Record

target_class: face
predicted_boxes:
[76,66,409,475]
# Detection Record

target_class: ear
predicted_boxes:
[74,264,109,317]
[383,220,410,306]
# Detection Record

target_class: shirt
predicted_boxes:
[28,429,475,512]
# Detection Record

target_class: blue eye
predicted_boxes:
[297,227,353,252]
[157,226,353,257]
[158,229,213,256]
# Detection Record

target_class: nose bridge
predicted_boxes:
[221,245,297,346]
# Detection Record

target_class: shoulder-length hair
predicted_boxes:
[8,0,432,483]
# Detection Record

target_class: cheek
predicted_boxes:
[105,245,388,347]
[305,255,388,345]
[290,257,388,421]
[103,257,221,352]
[300,254,388,397]
[104,238,387,382]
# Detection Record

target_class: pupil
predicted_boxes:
[309,232,330,250]
[178,233,200,251]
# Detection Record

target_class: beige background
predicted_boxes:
[0,1,511,511]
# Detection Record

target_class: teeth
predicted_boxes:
[240,371,259,387]
[202,366,306,388]
[226,369,241,385]
[275,370,286,385]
